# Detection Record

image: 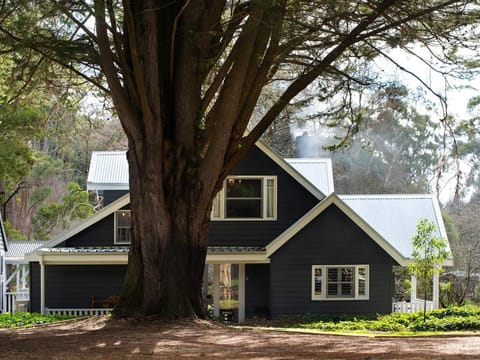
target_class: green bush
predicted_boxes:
[281,305,480,333]
[0,312,75,328]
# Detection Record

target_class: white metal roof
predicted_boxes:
[87,151,129,190]
[285,158,334,195]
[6,240,46,263]
[340,194,449,259]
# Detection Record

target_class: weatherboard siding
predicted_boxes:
[270,204,396,317]
[44,265,126,308]
[29,262,41,313]
[245,264,270,318]
[209,146,319,247]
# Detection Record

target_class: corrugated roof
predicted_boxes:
[340,194,448,259]
[87,151,129,190]
[38,246,265,254]
[6,240,46,262]
[38,246,129,254]
[285,158,334,195]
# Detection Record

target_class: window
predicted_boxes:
[312,265,369,300]
[115,210,131,244]
[211,176,277,220]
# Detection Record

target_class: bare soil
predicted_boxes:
[1,316,479,359]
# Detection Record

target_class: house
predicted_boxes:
[26,142,451,321]
[0,214,7,313]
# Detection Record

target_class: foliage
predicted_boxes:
[3,220,26,240]
[275,305,480,333]
[408,218,449,321]
[0,312,75,329]
[33,182,93,239]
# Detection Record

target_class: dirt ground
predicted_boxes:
[1,317,479,359]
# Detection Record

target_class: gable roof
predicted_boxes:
[340,194,449,260]
[285,158,334,195]
[87,151,129,190]
[0,213,7,252]
[86,143,327,200]
[266,193,451,266]
[26,193,131,259]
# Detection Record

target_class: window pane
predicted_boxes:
[226,199,262,218]
[266,178,274,218]
[326,267,355,298]
[358,267,367,296]
[226,179,261,197]
[212,192,221,218]
[314,268,322,296]
[116,210,131,243]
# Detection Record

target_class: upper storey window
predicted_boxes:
[212,176,277,220]
[115,210,131,244]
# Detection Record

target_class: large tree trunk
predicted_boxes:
[114,141,212,318]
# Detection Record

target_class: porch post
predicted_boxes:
[213,264,220,318]
[410,275,417,301]
[238,264,245,323]
[433,271,439,309]
[40,259,45,315]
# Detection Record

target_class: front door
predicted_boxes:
[206,263,245,322]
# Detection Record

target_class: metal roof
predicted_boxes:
[38,246,130,254]
[87,151,129,190]
[340,194,449,259]
[38,246,265,254]
[6,240,46,263]
[285,158,334,195]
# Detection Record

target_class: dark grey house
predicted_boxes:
[26,142,450,321]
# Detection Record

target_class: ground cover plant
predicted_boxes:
[0,312,75,328]
[268,305,480,333]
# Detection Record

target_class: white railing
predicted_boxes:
[46,308,113,316]
[392,300,434,313]
[4,291,30,313]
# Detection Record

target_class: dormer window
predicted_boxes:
[115,210,131,244]
[212,176,277,220]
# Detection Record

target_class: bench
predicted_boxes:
[91,295,120,308]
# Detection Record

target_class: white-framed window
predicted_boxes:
[211,176,277,220]
[312,265,369,300]
[114,210,131,244]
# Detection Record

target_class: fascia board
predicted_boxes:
[87,183,129,191]
[266,193,409,266]
[206,253,270,264]
[30,193,131,253]
[39,252,128,265]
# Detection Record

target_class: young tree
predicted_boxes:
[408,218,449,322]
[1,1,478,318]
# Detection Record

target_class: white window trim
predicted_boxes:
[211,176,277,221]
[114,210,131,244]
[311,264,369,301]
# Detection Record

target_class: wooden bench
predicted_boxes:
[91,295,120,308]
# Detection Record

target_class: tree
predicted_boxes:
[443,194,480,305]
[408,218,449,322]
[1,1,478,318]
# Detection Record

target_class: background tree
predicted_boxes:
[408,218,449,321]
[443,194,480,305]
[1,0,479,318]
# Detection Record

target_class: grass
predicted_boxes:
[0,312,76,329]
[244,305,480,336]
